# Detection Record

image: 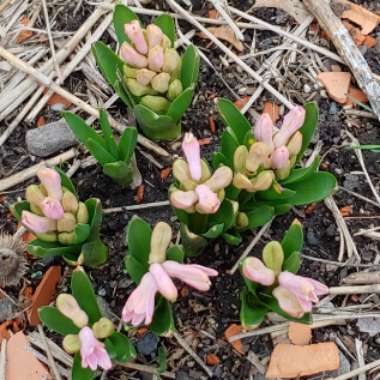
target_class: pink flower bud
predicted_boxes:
[170,190,197,209]
[195,184,221,214]
[149,263,178,302]
[37,167,62,200]
[182,133,201,181]
[124,20,148,55]
[120,43,148,68]
[21,210,56,234]
[273,286,305,318]
[146,24,163,49]
[273,105,305,148]
[242,257,275,286]
[254,113,274,150]
[148,45,164,72]
[40,197,64,220]
[271,147,290,169]
[136,68,156,86]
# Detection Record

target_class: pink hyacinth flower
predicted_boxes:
[146,24,163,49]
[124,20,148,55]
[254,113,274,150]
[120,43,148,68]
[242,257,275,286]
[273,286,305,318]
[21,210,56,234]
[122,272,158,326]
[271,146,290,169]
[37,167,62,200]
[148,45,164,72]
[195,185,220,214]
[40,197,64,220]
[149,263,178,302]
[170,190,197,210]
[162,260,218,291]
[79,327,112,371]
[278,271,329,312]
[182,133,202,181]
[273,106,305,148]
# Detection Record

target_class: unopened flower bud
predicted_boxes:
[233,145,249,172]
[62,334,80,354]
[21,210,56,234]
[36,232,57,242]
[56,294,88,328]
[58,232,76,245]
[246,142,272,172]
[148,45,164,72]
[160,34,171,49]
[77,202,89,224]
[37,168,62,201]
[26,185,45,207]
[62,191,79,213]
[172,159,196,191]
[146,24,163,49]
[233,173,254,191]
[126,78,151,97]
[141,95,169,113]
[124,20,148,55]
[271,147,290,170]
[136,68,156,86]
[162,48,181,73]
[92,317,115,339]
[120,43,147,68]
[149,222,172,264]
[287,131,303,156]
[57,213,76,232]
[242,257,275,286]
[275,162,291,181]
[262,241,284,274]
[123,64,138,79]
[204,166,233,192]
[237,212,249,228]
[151,72,170,93]
[200,160,212,183]
[254,113,274,150]
[30,203,43,216]
[250,170,274,192]
[167,79,183,100]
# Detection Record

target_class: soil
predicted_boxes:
[1,1,380,379]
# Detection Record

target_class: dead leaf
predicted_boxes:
[304,203,317,215]
[234,96,250,110]
[200,26,244,52]
[0,321,12,341]
[224,324,245,355]
[317,72,352,104]
[198,138,212,146]
[16,16,33,44]
[263,101,280,123]
[347,87,369,106]
[47,92,72,111]
[266,342,340,378]
[36,116,46,127]
[209,117,216,134]
[160,168,171,181]
[339,205,353,217]
[134,184,145,203]
[206,353,220,365]
[27,266,61,326]
[364,35,377,48]
[288,322,312,345]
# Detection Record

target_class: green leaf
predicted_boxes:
[281,221,304,258]
[167,86,194,122]
[212,152,228,168]
[99,109,119,159]
[208,200,235,232]
[180,224,208,257]
[39,306,80,335]
[166,245,185,263]
[283,251,301,273]
[181,44,200,89]
[72,353,96,380]
[223,232,242,246]
[81,240,108,268]
[71,223,91,245]
[114,78,134,109]
[158,345,168,373]
[286,172,337,206]
[86,137,116,165]
[113,4,139,45]
[246,205,274,229]
[220,131,239,167]
[240,289,268,329]
[10,200,30,221]
[85,198,103,241]
[154,14,176,46]
[202,223,225,239]
[103,161,133,186]
[282,156,320,186]
[119,127,138,163]
[124,254,149,284]
[150,298,175,336]
[55,167,78,196]
[62,111,105,148]
[218,98,251,144]
[256,185,296,202]
[105,332,136,362]
[297,102,318,161]
[71,269,101,324]
[126,216,152,265]
[28,239,82,259]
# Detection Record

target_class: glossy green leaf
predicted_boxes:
[181,44,200,89]
[150,298,175,336]
[86,137,116,165]
[208,200,235,232]
[158,345,168,373]
[28,239,82,259]
[55,167,77,196]
[281,222,303,258]
[274,203,292,215]
[81,240,108,268]
[283,251,301,273]
[99,109,119,159]
[180,224,208,257]
[39,306,80,335]
[166,245,185,263]
[167,86,194,122]
[220,131,239,167]
[223,232,242,246]
[202,223,225,239]
[240,289,268,329]
[297,102,319,161]
[119,127,138,163]
[126,216,151,265]
[71,269,101,324]
[282,156,320,186]
[256,185,296,202]
[246,205,274,229]
[124,254,149,284]
[103,161,133,186]
[114,78,134,109]
[218,98,251,144]
[10,200,30,221]
[72,353,96,380]
[70,223,91,246]
[113,4,139,45]
[105,332,136,362]
[85,198,103,241]
[212,152,228,169]
[154,14,176,46]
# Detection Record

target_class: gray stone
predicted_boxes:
[357,317,380,337]
[26,119,77,157]
[136,331,158,356]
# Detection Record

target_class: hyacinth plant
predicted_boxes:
[240,220,329,328]
[123,217,217,334]
[10,167,107,267]
[93,5,199,141]
[169,132,240,256]
[63,110,138,187]
[39,269,135,380]
[213,99,337,243]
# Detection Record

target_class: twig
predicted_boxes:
[325,358,380,380]
[173,331,213,378]
[118,362,175,379]
[339,186,380,210]
[329,284,380,295]
[37,324,63,380]
[103,200,170,214]
[356,339,366,380]
[229,220,273,274]
[247,351,266,375]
